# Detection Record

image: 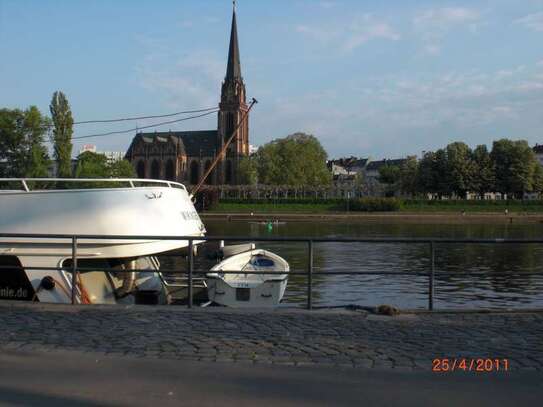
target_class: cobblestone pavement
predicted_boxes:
[1,302,542,371]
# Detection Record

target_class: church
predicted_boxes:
[125,5,250,185]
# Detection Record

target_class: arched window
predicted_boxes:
[136,160,146,179]
[190,161,200,185]
[204,160,213,185]
[165,159,175,181]
[225,160,233,184]
[151,160,161,179]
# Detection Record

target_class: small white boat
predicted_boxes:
[206,249,289,308]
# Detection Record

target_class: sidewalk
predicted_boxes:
[1,302,542,371]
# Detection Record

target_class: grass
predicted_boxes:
[209,202,337,213]
[208,201,543,214]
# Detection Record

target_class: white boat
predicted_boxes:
[0,178,206,305]
[206,248,289,307]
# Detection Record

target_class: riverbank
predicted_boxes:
[210,200,543,215]
[202,212,543,224]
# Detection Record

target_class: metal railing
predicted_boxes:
[0,178,187,192]
[2,232,543,310]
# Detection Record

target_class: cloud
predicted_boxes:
[414,7,480,27]
[136,47,223,111]
[296,14,400,52]
[514,12,543,32]
[255,64,543,157]
[413,7,480,55]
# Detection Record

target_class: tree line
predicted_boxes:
[379,140,543,199]
[0,91,134,180]
[239,132,331,187]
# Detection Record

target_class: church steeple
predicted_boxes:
[217,0,249,185]
[225,2,242,80]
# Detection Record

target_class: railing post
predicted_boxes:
[71,236,78,305]
[188,238,193,308]
[429,241,435,311]
[307,240,313,310]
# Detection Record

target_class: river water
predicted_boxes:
[169,219,543,310]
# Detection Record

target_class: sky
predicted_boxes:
[1,0,542,160]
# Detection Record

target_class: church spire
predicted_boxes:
[225,1,242,80]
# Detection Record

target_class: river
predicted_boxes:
[166,219,543,310]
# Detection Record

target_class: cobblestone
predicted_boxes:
[0,302,542,371]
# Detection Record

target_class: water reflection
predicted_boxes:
[161,220,543,309]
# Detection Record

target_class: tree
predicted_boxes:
[254,133,331,186]
[74,151,109,178]
[50,91,74,177]
[109,159,136,178]
[0,107,50,177]
[74,152,135,179]
[399,156,419,196]
[378,164,400,196]
[238,156,258,185]
[445,142,474,198]
[378,164,400,185]
[491,139,539,198]
[416,151,437,196]
[533,163,543,195]
[471,145,495,198]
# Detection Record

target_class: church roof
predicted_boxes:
[128,130,218,157]
[225,6,242,80]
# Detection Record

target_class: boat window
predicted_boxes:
[0,255,35,301]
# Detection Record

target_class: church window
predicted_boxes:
[136,160,146,178]
[190,161,200,185]
[165,159,175,181]
[151,159,161,179]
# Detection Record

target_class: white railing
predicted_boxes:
[0,178,187,192]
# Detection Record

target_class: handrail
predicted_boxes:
[2,233,543,244]
[2,232,543,310]
[0,178,187,192]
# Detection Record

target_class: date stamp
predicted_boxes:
[432,358,509,372]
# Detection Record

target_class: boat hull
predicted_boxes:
[0,183,205,304]
[206,249,289,308]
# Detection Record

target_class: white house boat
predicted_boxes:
[0,178,206,305]
[206,248,289,307]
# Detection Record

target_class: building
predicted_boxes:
[125,5,250,185]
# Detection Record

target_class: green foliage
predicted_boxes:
[50,91,74,177]
[0,106,50,177]
[445,142,475,198]
[490,139,540,198]
[75,151,109,178]
[471,145,495,197]
[254,132,331,186]
[238,156,258,185]
[378,164,400,185]
[109,159,136,178]
[218,197,401,211]
[214,198,543,213]
[399,156,419,195]
[74,152,135,181]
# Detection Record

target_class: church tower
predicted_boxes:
[217,2,249,184]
